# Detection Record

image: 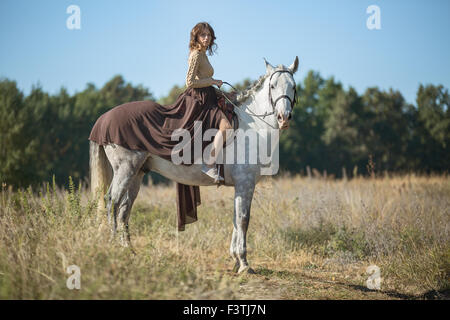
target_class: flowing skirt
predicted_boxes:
[89,86,228,231]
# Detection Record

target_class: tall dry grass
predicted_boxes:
[0,174,448,299]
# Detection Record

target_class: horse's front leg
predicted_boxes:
[231,182,256,274]
[230,227,240,272]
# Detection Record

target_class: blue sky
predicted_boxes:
[1,0,449,105]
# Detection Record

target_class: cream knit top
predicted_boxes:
[185,49,214,88]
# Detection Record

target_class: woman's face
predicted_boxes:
[197,29,211,49]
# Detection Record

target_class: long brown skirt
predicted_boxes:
[88,86,227,231]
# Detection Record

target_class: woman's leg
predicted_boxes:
[208,117,233,165]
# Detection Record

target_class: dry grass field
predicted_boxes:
[0,174,448,299]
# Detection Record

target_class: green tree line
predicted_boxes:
[278,71,449,177]
[0,72,448,188]
[0,75,152,188]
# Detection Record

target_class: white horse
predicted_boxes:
[89,56,299,273]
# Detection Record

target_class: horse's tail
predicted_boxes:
[89,141,113,211]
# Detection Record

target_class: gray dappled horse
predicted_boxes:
[89,57,299,273]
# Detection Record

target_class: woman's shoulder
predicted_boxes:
[187,49,198,61]
[189,48,206,58]
[189,49,201,56]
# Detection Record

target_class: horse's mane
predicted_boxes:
[236,74,268,103]
[236,64,289,104]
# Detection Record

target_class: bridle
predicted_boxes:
[221,70,297,128]
[268,70,297,116]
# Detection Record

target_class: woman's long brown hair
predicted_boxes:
[189,22,218,56]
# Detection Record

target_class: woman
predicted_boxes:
[185,22,233,183]
[88,22,234,231]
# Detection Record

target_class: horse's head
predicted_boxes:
[264,56,299,130]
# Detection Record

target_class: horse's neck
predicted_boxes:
[235,82,276,131]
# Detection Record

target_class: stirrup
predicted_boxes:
[201,163,224,184]
[213,172,225,184]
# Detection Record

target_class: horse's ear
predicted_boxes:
[264,57,274,74]
[289,56,299,74]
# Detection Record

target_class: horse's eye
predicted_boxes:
[271,85,275,89]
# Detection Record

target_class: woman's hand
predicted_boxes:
[213,79,223,88]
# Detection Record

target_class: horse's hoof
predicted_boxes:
[238,265,255,274]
